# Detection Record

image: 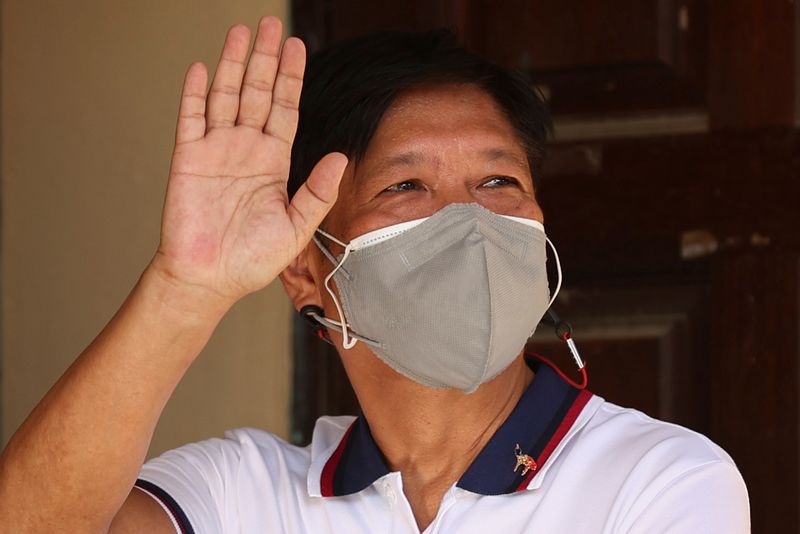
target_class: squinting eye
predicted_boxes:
[382,180,420,193]
[482,176,519,188]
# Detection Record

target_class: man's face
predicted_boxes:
[285,83,544,366]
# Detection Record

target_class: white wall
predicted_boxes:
[1,0,293,457]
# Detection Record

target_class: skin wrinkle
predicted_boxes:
[282,83,543,530]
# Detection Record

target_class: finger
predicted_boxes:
[288,153,349,243]
[236,16,282,129]
[263,37,305,145]
[175,62,208,145]
[206,24,251,130]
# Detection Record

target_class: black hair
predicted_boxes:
[288,29,552,198]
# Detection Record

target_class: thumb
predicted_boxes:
[288,152,348,244]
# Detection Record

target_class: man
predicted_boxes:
[0,16,749,533]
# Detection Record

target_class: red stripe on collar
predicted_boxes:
[515,388,594,492]
[320,421,356,497]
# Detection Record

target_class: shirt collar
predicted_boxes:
[309,356,596,497]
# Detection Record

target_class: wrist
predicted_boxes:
[140,255,235,327]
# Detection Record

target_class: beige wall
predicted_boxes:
[1,0,293,457]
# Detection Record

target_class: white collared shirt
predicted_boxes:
[137,364,749,533]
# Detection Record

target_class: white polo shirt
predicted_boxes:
[136,362,750,533]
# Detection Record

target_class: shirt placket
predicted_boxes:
[378,473,422,534]
[421,486,459,534]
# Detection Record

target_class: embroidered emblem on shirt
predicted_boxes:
[514,443,538,476]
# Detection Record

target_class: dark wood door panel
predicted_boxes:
[710,252,800,533]
[539,129,800,281]
[477,0,708,115]
[483,0,668,67]
[708,0,798,128]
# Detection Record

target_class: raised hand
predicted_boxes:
[152,17,347,306]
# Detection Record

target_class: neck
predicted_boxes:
[344,353,534,529]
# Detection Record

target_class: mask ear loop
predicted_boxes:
[314,229,359,350]
[545,236,563,309]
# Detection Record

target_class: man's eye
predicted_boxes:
[482,176,519,188]
[382,180,419,193]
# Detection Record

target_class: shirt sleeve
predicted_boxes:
[135,436,243,534]
[625,460,750,534]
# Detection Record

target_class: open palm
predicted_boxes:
[154,17,346,304]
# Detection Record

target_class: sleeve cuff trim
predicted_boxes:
[134,478,196,534]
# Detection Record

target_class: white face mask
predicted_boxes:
[311,203,562,393]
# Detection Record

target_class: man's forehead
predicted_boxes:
[357,83,531,172]
[378,83,509,128]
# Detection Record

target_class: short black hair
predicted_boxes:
[288,29,552,198]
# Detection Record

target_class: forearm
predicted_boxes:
[0,262,232,533]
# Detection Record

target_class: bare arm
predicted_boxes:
[0,16,347,533]
[110,489,179,533]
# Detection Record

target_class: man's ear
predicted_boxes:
[279,244,324,311]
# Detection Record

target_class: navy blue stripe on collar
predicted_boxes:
[319,357,592,497]
[321,416,390,497]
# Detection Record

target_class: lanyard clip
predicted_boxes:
[544,309,586,370]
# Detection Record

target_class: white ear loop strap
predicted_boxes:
[529,235,562,340]
[546,236,562,309]
[313,230,358,349]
